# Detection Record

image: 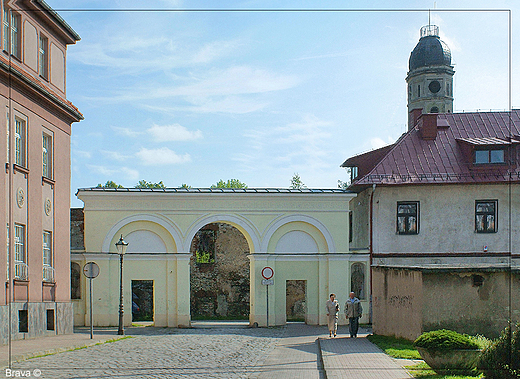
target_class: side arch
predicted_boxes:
[261,215,336,253]
[101,214,182,253]
[183,214,261,253]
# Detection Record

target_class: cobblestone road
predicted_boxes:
[9,327,285,379]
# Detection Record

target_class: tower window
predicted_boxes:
[430,107,439,113]
[429,80,441,93]
[418,85,421,97]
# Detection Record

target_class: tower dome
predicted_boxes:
[409,26,451,70]
[406,24,454,130]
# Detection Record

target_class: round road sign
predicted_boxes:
[261,266,274,280]
[83,262,100,278]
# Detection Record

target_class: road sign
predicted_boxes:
[262,279,274,285]
[83,262,100,278]
[261,266,274,280]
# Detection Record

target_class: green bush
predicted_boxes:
[414,329,479,352]
[478,324,520,379]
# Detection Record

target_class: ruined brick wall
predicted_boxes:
[190,223,250,319]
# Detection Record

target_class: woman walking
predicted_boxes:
[325,293,340,337]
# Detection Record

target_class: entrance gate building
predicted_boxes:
[72,188,368,328]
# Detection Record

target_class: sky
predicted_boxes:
[42,1,519,207]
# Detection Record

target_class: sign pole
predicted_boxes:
[83,262,100,340]
[89,277,93,339]
[266,284,269,327]
[261,267,274,328]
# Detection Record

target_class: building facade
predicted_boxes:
[0,0,82,343]
[343,24,519,340]
[71,188,369,328]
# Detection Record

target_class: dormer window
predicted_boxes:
[474,149,505,164]
[350,166,358,182]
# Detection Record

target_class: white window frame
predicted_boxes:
[43,231,54,282]
[9,11,19,58]
[14,116,25,167]
[42,132,52,178]
[39,33,48,79]
[2,4,8,52]
[14,224,27,280]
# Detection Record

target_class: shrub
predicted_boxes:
[478,324,520,379]
[414,329,479,352]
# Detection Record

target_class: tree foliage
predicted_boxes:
[96,180,123,189]
[135,180,166,189]
[211,179,248,189]
[179,184,192,189]
[290,173,306,189]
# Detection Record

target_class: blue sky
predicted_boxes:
[43,1,518,207]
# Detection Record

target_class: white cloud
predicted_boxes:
[111,126,142,138]
[74,150,92,159]
[101,150,132,161]
[148,124,203,142]
[370,137,395,150]
[86,164,139,181]
[136,147,191,165]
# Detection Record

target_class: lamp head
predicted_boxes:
[115,234,128,255]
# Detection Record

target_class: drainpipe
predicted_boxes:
[369,184,376,324]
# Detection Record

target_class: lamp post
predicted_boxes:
[115,235,128,335]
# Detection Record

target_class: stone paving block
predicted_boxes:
[319,336,412,379]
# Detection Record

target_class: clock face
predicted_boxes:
[429,80,441,93]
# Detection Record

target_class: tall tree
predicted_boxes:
[290,173,306,189]
[211,179,248,189]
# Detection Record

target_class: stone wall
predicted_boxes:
[0,302,73,345]
[70,208,85,252]
[190,223,250,319]
[373,267,520,340]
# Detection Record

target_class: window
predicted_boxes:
[474,149,505,164]
[348,211,353,243]
[18,309,28,333]
[14,224,27,280]
[3,6,20,57]
[42,133,52,178]
[397,201,419,235]
[71,262,81,299]
[39,34,48,79]
[14,117,25,167]
[351,262,365,299]
[430,106,439,113]
[43,231,54,282]
[2,4,8,52]
[350,166,358,182]
[418,85,421,97]
[475,200,497,233]
[46,309,55,330]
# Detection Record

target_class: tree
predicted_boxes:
[211,179,248,189]
[290,173,306,189]
[135,180,166,189]
[179,184,192,189]
[96,180,123,188]
[338,180,349,190]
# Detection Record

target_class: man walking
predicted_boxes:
[344,292,362,338]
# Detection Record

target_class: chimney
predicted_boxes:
[418,113,449,140]
[408,108,423,130]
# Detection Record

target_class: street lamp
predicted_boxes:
[115,235,128,335]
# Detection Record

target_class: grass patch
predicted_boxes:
[367,334,421,359]
[27,336,133,360]
[406,362,483,379]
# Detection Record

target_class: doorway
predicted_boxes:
[286,280,307,322]
[132,280,154,322]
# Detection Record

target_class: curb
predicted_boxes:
[316,337,328,379]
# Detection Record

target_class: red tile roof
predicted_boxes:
[343,110,520,189]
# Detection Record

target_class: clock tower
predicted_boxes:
[406,24,454,130]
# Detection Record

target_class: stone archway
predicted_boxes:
[190,222,250,320]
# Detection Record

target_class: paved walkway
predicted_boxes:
[0,324,415,378]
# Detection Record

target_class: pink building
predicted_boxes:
[0,0,82,343]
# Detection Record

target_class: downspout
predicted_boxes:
[369,184,376,324]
